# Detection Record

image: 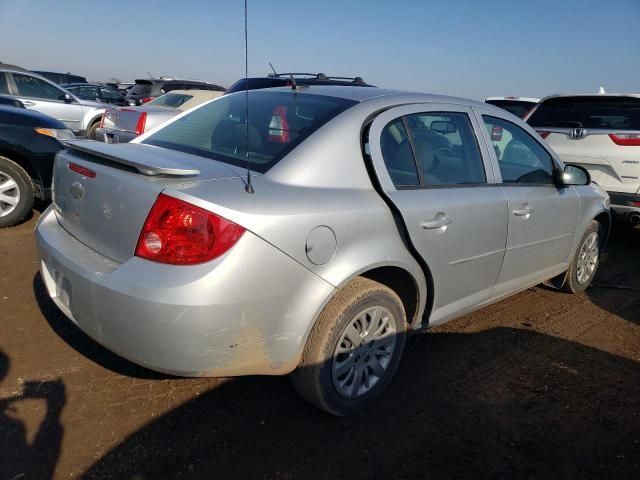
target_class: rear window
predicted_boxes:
[485,100,537,119]
[225,78,286,94]
[528,96,640,130]
[143,91,356,173]
[148,93,193,108]
[128,82,152,96]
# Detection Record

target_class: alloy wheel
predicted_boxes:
[576,231,599,285]
[0,171,20,217]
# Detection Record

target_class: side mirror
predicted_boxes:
[562,164,590,186]
[63,93,74,103]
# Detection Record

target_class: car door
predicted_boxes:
[475,108,579,296]
[368,104,508,325]
[8,72,85,132]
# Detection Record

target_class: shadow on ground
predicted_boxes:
[586,223,640,325]
[77,327,640,479]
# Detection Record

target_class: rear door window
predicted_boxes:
[0,73,9,94]
[143,91,356,173]
[12,73,65,100]
[483,115,555,184]
[528,96,640,130]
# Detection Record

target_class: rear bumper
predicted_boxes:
[608,191,640,222]
[35,206,335,377]
[95,128,137,144]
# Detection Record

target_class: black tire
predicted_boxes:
[0,155,34,228]
[291,277,407,416]
[86,121,100,140]
[561,221,602,293]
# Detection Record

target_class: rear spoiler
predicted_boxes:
[64,141,200,177]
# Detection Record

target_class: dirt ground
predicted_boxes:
[1,210,639,479]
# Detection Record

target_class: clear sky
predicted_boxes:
[1,0,638,99]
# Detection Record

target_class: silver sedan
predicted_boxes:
[36,86,609,415]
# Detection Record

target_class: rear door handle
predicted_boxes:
[23,100,36,107]
[513,207,534,216]
[421,217,452,230]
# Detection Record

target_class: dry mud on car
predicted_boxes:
[36,86,609,415]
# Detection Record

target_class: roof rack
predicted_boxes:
[267,72,367,84]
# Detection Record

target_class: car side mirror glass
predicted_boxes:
[562,164,590,186]
[64,93,74,103]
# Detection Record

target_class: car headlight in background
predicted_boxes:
[35,127,76,142]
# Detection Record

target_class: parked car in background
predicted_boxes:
[0,64,106,138]
[0,106,74,226]
[527,93,640,223]
[36,86,609,415]
[125,78,225,106]
[62,83,126,106]
[484,96,539,118]
[31,70,88,85]
[104,82,134,96]
[225,72,373,94]
[96,89,224,143]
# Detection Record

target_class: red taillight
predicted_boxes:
[609,133,640,146]
[68,162,96,178]
[135,194,245,265]
[538,131,551,139]
[141,97,153,104]
[135,112,147,135]
[268,106,290,143]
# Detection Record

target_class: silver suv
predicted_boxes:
[0,63,105,138]
[527,93,640,223]
[36,86,609,415]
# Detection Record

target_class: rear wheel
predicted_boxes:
[562,221,601,293]
[0,156,34,228]
[291,277,407,416]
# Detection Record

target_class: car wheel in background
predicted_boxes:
[86,121,100,140]
[562,221,602,293]
[291,277,407,416]
[0,156,34,228]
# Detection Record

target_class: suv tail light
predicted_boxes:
[135,194,245,265]
[268,106,290,143]
[141,97,153,104]
[609,133,640,146]
[538,131,551,139]
[135,112,147,135]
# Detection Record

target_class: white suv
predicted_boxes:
[527,93,640,223]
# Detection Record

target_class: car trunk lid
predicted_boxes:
[52,141,243,263]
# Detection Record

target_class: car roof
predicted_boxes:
[0,62,30,73]
[0,104,66,127]
[163,89,223,99]
[539,92,640,103]
[255,84,492,109]
[485,96,540,103]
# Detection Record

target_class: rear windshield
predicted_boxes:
[143,91,356,173]
[485,100,537,119]
[528,96,640,130]
[128,82,152,96]
[148,93,193,108]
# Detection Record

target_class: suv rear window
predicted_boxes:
[148,93,193,108]
[143,91,356,173]
[128,81,152,96]
[485,100,537,119]
[528,96,640,130]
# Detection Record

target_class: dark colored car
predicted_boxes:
[225,72,374,94]
[0,95,25,108]
[31,70,88,85]
[125,78,225,106]
[62,83,126,106]
[0,106,75,227]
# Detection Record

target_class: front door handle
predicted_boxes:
[421,217,452,230]
[23,100,36,107]
[513,207,534,217]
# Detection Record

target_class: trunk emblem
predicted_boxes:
[568,128,586,140]
[70,182,85,200]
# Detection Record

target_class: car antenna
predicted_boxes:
[243,0,254,194]
[268,61,277,75]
